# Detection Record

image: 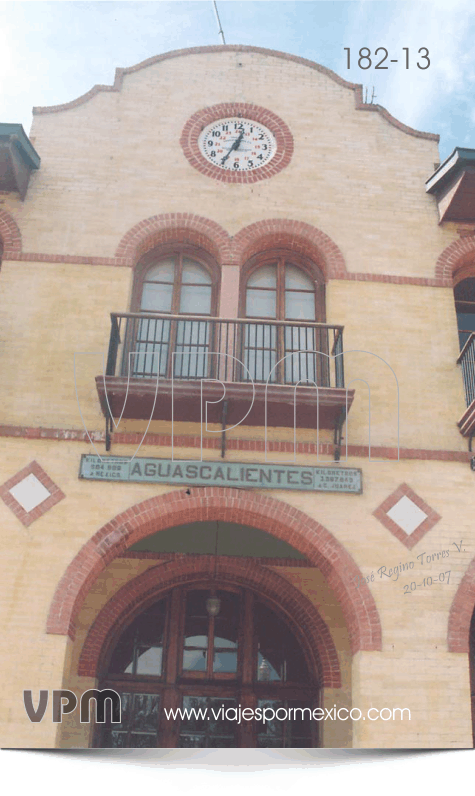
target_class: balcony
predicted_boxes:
[96,312,354,445]
[457,333,475,437]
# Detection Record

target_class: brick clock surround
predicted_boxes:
[1,44,475,750]
[180,102,294,184]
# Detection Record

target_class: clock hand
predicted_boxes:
[234,130,245,149]
[220,130,245,164]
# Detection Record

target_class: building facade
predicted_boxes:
[1,45,475,749]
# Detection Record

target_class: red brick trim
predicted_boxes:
[233,219,348,278]
[6,252,121,267]
[180,103,293,184]
[342,273,451,287]
[435,235,475,283]
[47,487,382,655]
[2,251,454,286]
[115,213,232,266]
[0,208,22,257]
[0,423,470,463]
[0,460,65,527]
[353,88,438,141]
[448,555,475,652]
[77,556,341,687]
[32,45,438,141]
[372,483,441,550]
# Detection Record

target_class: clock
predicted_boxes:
[180,103,294,184]
[198,118,277,173]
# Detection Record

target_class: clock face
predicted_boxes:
[198,118,277,172]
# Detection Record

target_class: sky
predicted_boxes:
[0,0,475,162]
[0,0,475,795]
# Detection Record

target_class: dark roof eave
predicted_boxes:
[426,146,475,195]
[0,123,41,169]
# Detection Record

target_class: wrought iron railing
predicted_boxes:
[105,312,345,388]
[457,332,475,407]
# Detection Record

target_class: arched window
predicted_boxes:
[454,276,475,350]
[97,585,319,748]
[129,252,217,379]
[242,256,326,384]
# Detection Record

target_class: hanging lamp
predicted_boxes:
[206,520,221,617]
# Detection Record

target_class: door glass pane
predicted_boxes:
[289,701,313,747]
[183,591,209,672]
[100,692,159,749]
[131,693,160,734]
[178,697,237,747]
[109,639,135,675]
[103,731,128,748]
[131,600,166,645]
[257,651,281,682]
[183,649,207,671]
[256,699,312,748]
[135,646,163,675]
[108,600,166,674]
[130,734,156,748]
[213,650,238,673]
[255,600,310,684]
[213,591,239,673]
[257,699,284,747]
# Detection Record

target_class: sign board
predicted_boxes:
[79,455,362,494]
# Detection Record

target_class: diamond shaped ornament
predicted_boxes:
[373,483,440,549]
[0,461,65,527]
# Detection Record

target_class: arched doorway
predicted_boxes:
[96,582,320,748]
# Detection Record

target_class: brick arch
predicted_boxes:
[435,235,475,284]
[0,208,22,258]
[47,487,382,655]
[231,219,348,279]
[77,556,341,687]
[115,213,232,266]
[447,555,475,652]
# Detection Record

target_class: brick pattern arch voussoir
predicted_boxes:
[46,487,382,656]
[435,236,475,285]
[115,213,233,266]
[0,209,22,258]
[232,219,348,278]
[448,554,475,652]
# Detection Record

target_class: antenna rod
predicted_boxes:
[213,1,226,45]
